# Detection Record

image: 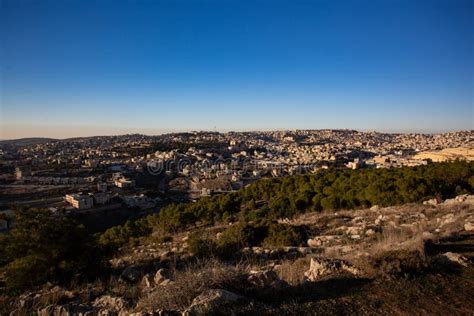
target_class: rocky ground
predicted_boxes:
[3,195,474,315]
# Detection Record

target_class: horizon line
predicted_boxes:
[1,128,473,142]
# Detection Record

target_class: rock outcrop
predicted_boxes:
[304,256,359,281]
[183,289,243,315]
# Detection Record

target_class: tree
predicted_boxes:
[0,208,103,290]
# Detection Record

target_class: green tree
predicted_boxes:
[0,208,102,290]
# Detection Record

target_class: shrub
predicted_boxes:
[263,223,306,247]
[363,249,428,278]
[98,218,152,251]
[0,208,103,290]
[216,223,268,258]
[187,231,216,257]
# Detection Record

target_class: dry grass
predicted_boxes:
[276,256,311,286]
[137,258,247,311]
[321,202,473,278]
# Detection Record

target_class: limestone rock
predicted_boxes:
[154,268,171,285]
[247,270,286,289]
[370,205,380,211]
[464,222,474,232]
[437,252,469,267]
[304,257,359,281]
[423,198,439,206]
[184,289,243,315]
[365,229,376,236]
[141,274,153,288]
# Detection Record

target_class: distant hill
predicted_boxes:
[413,147,474,162]
[0,137,58,146]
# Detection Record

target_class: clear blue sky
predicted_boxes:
[1,0,473,138]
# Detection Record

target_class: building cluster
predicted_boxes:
[0,130,472,214]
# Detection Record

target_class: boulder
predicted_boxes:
[365,229,376,236]
[440,213,455,226]
[159,279,175,286]
[374,215,386,225]
[154,268,171,285]
[184,289,243,315]
[423,198,439,206]
[308,238,321,247]
[304,257,359,281]
[455,194,468,202]
[307,235,339,247]
[464,222,474,232]
[437,252,469,267]
[370,205,380,211]
[247,270,287,289]
[346,226,361,235]
[141,274,153,288]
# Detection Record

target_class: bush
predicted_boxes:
[187,231,216,257]
[364,249,428,278]
[263,224,306,248]
[0,208,103,290]
[3,254,51,290]
[216,223,268,258]
[98,218,152,251]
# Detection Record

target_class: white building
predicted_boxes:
[65,194,94,209]
[114,177,135,188]
[15,166,31,180]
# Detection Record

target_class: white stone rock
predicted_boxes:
[184,289,243,315]
[154,268,170,285]
[304,257,359,281]
[365,229,376,236]
[464,222,474,232]
[423,198,439,206]
[438,252,469,267]
[370,205,380,211]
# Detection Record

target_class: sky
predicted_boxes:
[1,0,473,139]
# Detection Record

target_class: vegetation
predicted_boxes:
[262,223,306,248]
[154,161,473,232]
[1,161,471,293]
[97,218,154,251]
[0,208,103,291]
[96,161,473,251]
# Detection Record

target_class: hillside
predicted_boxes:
[1,161,473,315]
[2,195,474,315]
[0,138,57,147]
[413,147,474,162]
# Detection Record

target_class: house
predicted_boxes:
[15,166,31,180]
[65,193,94,209]
[114,177,135,188]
